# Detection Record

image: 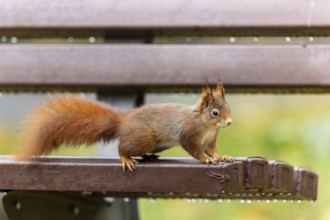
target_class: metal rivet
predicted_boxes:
[229,37,236,43]
[285,36,291,42]
[88,37,96,43]
[11,37,18,44]
[253,36,259,42]
[1,36,7,43]
[104,197,115,203]
[15,201,21,210]
[81,191,92,195]
[73,206,79,215]
[309,36,314,42]
[68,36,74,43]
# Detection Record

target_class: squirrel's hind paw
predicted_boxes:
[121,155,139,172]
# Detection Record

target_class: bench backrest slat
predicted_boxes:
[1,0,330,30]
[1,1,330,93]
[0,44,329,92]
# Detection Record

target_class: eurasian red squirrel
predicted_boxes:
[14,82,232,171]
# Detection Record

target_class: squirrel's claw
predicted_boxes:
[121,155,138,172]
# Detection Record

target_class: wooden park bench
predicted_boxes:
[0,0,321,219]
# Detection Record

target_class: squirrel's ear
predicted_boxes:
[200,87,214,111]
[216,81,225,97]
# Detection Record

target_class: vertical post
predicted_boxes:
[95,91,144,220]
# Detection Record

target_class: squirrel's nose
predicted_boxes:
[226,118,232,126]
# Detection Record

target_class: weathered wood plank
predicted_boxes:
[0,0,329,29]
[0,44,329,92]
[0,156,318,200]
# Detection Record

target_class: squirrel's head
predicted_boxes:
[198,82,232,128]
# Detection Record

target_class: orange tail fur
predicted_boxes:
[14,93,124,160]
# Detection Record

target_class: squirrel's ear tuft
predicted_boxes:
[216,81,225,97]
[200,87,214,111]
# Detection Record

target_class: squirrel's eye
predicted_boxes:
[211,109,220,117]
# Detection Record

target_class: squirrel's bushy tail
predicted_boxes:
[14,93,124,160]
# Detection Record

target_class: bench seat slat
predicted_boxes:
[0,156,317,200]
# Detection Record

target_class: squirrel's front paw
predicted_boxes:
[220,155,234,162]
[210,153,221,162]
[201,156,217,165]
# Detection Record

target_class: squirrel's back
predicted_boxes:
[120,103,201,147]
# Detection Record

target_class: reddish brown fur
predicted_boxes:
[14,83,232,171]
[199,87,213,113]
[14,94,124,160]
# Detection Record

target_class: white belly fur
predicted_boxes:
[202,128,218,147]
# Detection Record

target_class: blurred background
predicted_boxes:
[0,92,328,220]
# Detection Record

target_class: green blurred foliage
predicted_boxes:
[140,94,329,220]
[1,94,329,220]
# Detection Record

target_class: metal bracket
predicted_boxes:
[207,171,231,184]
[3,191,138,220]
